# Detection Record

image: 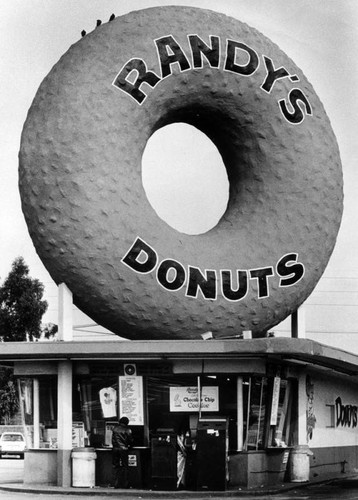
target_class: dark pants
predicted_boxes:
[113,447,130,488]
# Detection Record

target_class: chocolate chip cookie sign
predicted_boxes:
[19,6,343,340]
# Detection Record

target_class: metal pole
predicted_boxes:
[236,377,244,451]
[256,378,264,450]
[245,378,251,450]
[33,379,40,448]
[197,376,202,420]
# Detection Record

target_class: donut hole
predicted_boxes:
[155,104,256,217]
[142,123,229,235]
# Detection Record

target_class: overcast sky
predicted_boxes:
[1,1,358,346]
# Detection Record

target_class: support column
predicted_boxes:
[236,376,244,451]
[33,379,40,448]
[58,283,73,341]
[57,283,73,487]
[297,372,307,445]
[291,305,306,339]
[57,361,73,487]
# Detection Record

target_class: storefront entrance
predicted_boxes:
[14,358,297,490]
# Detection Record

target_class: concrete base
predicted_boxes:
[57,449,72,487]
[24,449,57,485]
[229,449,290,488]
[309,445,358,480]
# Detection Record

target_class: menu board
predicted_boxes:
[119,376,144,425]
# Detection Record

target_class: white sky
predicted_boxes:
[1,1,358,346]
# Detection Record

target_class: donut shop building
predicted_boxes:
[3,335,358,491]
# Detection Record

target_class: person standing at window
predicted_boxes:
[112,416,133,488]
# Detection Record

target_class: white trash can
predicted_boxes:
[71,447,97,487]
[289,445,313,482]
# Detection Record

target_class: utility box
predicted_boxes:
[196,418,228,491]
[151,430,177,490]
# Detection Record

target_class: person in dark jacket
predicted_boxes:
[112,416,134,488]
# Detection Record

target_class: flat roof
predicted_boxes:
[1,337,358,376]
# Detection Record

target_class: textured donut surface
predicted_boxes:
[19,6,343,339]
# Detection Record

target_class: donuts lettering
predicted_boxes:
[122,237,305,301]
[113,34,312,124]
[19,6,343,340]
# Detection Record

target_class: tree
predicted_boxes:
[0,257,55,341]
[41,322,58,339]
[0,367,18,424]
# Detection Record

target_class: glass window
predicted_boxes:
[267,378,296,448]
[244,377,267,450]
[2,434,24,442]
[147,375,198,436]
[74,376,118,447]
[242,375,296,451]
[147,374,239,451]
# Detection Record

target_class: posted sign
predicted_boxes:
[119,376,144,425]
[169,386,219,412]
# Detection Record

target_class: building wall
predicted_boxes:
[309,446,358,480]
[305,370,358,449]
[299,369,358,479]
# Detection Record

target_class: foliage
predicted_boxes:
[0,367,19,424]
[42,322,58,339]
[0,257,54,341]
[0,258,58,423]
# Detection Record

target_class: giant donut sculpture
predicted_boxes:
[19,6,343,340]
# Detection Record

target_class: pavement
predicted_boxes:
[1,474,358,498]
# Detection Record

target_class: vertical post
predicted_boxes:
[17,379,30,449]
[57,361,73,487]
[57,283,73,486]
[291,306,306,339]
[33,379,40,448]
[297,372,307,445]
[245,378,251,449]
[236,376,244,451]
[58,283,73,341]
[197,376,202,420]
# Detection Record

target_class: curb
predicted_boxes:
[1,475,357,498]
[0,482,311,498]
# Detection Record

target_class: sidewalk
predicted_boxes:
[0,482,302,498]
[1,474,357,498]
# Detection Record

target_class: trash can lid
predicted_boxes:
[291,444,313,454]
[72,447,96,453]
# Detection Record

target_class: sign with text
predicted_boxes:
[72,421,85,448]
[270,376,281,425]
[169,386,219,412]
[119,376,144,425]
[105,421,118,447]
